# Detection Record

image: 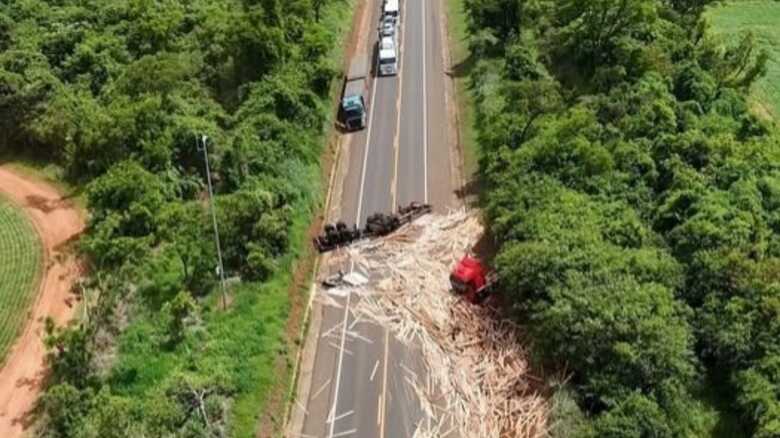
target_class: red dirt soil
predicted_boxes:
[0,166,85,437]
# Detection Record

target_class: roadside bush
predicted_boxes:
[467,0,778,433]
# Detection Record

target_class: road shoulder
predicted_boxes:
[285,0,373,435]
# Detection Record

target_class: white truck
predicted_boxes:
[384,0,399,20]
[378,36,398,76]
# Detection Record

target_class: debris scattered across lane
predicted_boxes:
[320,210,549,438]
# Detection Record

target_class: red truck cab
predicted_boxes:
[450,255,489,303]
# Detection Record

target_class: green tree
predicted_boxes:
[43,320,95,389]
[162,291,198,344]
[467,0,779,432]
[590,393,674,438]
[2,0,350,436]
[158,202,217,294]
[735,363,780,438]
[551,0,659,72]
[666,0,720,19]
[537,274,695,400]
[86,160,168,238]
[79,388,141,438]
[707,32,769,90]
[40,384,93,438]
[464,0,538,42]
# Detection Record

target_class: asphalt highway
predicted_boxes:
[300,0,455,436]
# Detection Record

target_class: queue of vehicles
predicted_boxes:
[340,0,401,130]
[378,0,399,76]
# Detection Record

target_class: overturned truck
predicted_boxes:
[313,202,432,253]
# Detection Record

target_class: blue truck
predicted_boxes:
[341,55,368,131]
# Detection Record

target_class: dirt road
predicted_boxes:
[0,166,85,437]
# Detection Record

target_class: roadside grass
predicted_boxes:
[104,2,355,437]
[707,0,780,121]
[445,0,480,194]
[108,185,319,437]
[0,195,42,365]
[231,200,321,437]
[110,267,294,435]
[259,1,356,434]
[278,0,359,434]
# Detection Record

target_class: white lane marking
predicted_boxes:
[377,394,383,426]
[355,59,381,226]
[328,289,353,438]
[391,12,405,210]
[329,16,384,437]
[390,52,404,211]
[378,328,390,436]
[422,0,429,204]
[332,0,431,436]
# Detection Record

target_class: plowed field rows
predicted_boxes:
[0,195,42,364]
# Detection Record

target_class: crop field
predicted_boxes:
[0,196,42,364]
[708,0,780,120]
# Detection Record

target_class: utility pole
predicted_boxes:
[199,135,228,309]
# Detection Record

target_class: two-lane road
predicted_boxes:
[299,0,455,436]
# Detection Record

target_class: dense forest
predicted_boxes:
[0,0,350,436]
[463,0,779,436]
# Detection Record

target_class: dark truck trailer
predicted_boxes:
[341,55,369,131]
[313,202,432,253]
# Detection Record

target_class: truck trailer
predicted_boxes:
[341,55,369,131]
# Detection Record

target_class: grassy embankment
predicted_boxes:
[0,196,42,364]
[707,0,780,121]
[445,0,480,188]
[277,1,361,432]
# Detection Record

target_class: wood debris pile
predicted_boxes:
[328,210,548,438]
